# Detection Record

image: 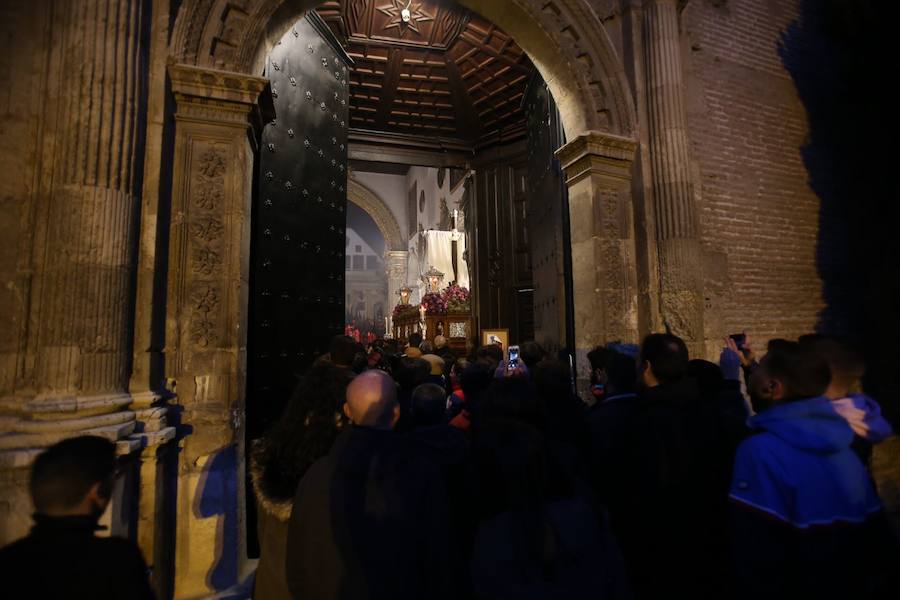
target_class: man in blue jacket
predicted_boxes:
[729,339,895,599]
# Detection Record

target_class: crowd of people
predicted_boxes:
[250,330,898,599]
[344,318,386,345]
[2,329,898,599]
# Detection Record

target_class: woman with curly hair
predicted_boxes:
[250,362,355,599]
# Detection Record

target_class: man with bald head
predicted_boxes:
[342,370,400,429]
[286,369,451,600]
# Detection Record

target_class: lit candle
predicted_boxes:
[419,304,426,319]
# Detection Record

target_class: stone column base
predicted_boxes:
[0,391,140,545]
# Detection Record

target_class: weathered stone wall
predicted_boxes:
[166,63,270,597]
[0,1,50,400]
[0,0,164,552]
[682,0,824,346]
[7,1,894,598]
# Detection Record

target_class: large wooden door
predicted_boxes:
[470,77,572,354]
[471,145,533,346]
[248,14,351,439]
[524,77,573,357]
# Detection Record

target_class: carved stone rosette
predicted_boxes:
[166,62,272,598]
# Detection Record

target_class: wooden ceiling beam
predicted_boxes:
[318,2,534,145]
[458,31,531,75]
[375,46,404,130]
[445,57,483,140]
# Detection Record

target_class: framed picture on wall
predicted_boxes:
[481,329,509,356]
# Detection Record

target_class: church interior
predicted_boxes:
[0,0,897,598]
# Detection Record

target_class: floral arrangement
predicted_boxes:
[392,303,418,321]
[442,284,471,313]
[421,292,448,315]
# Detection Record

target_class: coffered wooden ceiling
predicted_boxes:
[316,0,536,145]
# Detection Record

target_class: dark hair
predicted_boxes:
[475,344,503,369]
[587,346,615,372]
[329,335,362,367]
[762,339,831,401]
[253,362,354,501]
[460,361,495,398]
[798,334,865,390]
[588,345,637,394]
[480,376,544,430]
[30,436,116,513]
[640,333,689,383]
[411,383,447,428]
[519,341,546,368]
[532,359,590,447]
[408,331,423,348]
[451,357,470,376]
[531,359,572,404]
[606,351,637,394]
[383,338,402,357]
[687,359,724,404]
[394,357,431,392]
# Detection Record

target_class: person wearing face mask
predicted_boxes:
[0,436,155,599]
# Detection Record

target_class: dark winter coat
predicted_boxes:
[0,514,154,600]
[589,378,720,598]
[471,498,630,600]
[250,452,295,600]
[285,426,452,600]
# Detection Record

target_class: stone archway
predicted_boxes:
[171,0,636,138]
[347,178,408,328]
[347,178,404,252]
[161,2,643,595]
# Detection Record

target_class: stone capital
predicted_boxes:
[168,63,275,132]
[555,131,638,185]
[386,250,409,268]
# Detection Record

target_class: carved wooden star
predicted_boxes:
[377,0,434,36]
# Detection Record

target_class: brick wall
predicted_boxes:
[682,0,825,345]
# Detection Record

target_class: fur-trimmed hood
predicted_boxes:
[250,444,294,523]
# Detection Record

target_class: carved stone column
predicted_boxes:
[644,0,705,350]
[556,131,639,392]
[0,0,150,545]
[385,250,409,334]
[167,63,271,598]
[136,427,177,599]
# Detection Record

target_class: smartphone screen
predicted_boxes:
[508,345,520,369]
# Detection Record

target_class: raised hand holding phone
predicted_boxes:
[507,345,520,370]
